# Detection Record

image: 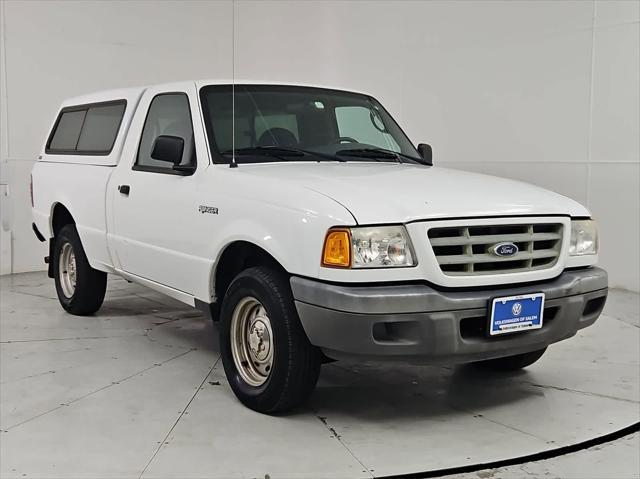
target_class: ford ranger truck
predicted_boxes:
[31,81,608,413]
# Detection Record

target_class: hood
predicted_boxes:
[236,162,590,224]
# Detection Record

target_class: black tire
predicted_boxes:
[219,266,322,414]
[475,347,547,371]
[53,224,107,315]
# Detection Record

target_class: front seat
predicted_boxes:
[257,128,298,147]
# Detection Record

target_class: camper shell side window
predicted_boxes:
[46,100,127,155]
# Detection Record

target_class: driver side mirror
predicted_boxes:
[151,135,184,164]
[417,143,433,166]
[151,135,196,174]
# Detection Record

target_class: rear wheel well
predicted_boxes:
[51,204,75,237]
[214,241,287,318]
[48,204,75,278]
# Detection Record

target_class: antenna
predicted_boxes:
[230,0,238,168]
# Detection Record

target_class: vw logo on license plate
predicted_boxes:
[512,302,523,316]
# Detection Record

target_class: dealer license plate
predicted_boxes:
[489,293,545,336]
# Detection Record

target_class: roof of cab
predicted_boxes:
[195,79,369,96]
[61,80,369,106]
[60,86,146,108]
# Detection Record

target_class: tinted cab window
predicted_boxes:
[136,94,195,170]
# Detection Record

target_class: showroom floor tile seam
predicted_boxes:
[0,332,185,386]
[447,403,549,443]
[527,382,640,404]
[1,279,52,289]
[0,280,50,289]
[616,318,640,329]
[105,293,190,315]
[445,367,639,403]
[145,312,207,327]
[0,334,147,344]
[138,357,219,479]
[3,287,57,301]
[0,367,58,385]
[3,344,93,361]
[601,311,640,329]
[313,412,376,478]
[1,347,196,431]
[0,351,142,385]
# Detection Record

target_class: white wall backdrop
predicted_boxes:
[1,0,638,291]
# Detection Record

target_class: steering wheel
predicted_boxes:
[338,136,358,144]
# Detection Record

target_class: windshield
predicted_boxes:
[200,85,424,165]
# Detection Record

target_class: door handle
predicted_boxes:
[118,185,130,196]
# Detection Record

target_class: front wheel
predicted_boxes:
[53,224,107,315]
[219,266,321,414]
[474,347,547,371]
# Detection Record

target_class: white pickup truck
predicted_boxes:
[31,81,608,413]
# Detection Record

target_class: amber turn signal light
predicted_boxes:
[322,229,351,268]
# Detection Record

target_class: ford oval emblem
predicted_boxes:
[493,242,519,257]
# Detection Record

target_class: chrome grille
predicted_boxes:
[428,223,563,275]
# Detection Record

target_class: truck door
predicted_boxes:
[109,83,210,295]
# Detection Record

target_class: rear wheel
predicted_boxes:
[53,224,107,315]
[475,347,547,371]
[219,266,321,414]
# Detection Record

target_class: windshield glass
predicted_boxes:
[200,85,423,164]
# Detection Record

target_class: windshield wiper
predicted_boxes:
[335,148,401,163]
[222,146,344,162]
[222,146,304,161]
[372,148,425,164]
[335,148,425,165]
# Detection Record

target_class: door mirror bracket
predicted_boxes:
[172,164,196,175]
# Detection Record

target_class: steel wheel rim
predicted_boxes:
[230,296,274,387]
[59,242,77,298]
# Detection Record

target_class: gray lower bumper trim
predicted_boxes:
[291,268,608,315]
[290,268,608,363]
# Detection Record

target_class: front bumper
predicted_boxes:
[291,267,608,363]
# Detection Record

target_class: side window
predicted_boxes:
[335,106,400,152]
[47,101,126,154]
[77,103,126,151]
[48,110,87,151]
[136,93,195,169]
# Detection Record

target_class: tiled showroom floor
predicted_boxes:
[1,272,638,479]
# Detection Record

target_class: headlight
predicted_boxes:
[322,225,416,268]
[569,219,598,256]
